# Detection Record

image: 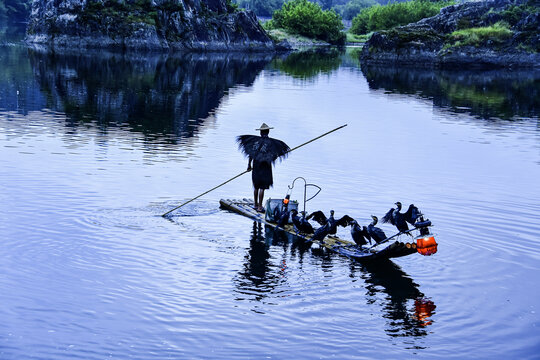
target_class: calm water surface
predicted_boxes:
[1,25,539,359]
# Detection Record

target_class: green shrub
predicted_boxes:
[500,0,538,27]
[272,0,345,45]
[339,0,378,21]
[350,0,454,35]
[448,21,513,47]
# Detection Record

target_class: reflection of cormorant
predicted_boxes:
[367,215,387,244]
[381,202,421,235]
[352,260,436,338]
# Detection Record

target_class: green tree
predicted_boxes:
[340,0,377,20]
[272,0,345,44]
[350,0,453,35]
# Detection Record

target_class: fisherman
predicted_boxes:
[237,123,290,212]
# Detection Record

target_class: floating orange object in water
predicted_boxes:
[416,235,438,256]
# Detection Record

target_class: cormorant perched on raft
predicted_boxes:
[367,215,387,245]
[274,200,291,228]
[381,202,421,236]
[306,210,353,237]
[236,123,290,213]
[290,209,314,234]
[349,220,372,247]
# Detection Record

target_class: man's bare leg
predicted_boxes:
[254,188,259,209]
[258,189,265,212]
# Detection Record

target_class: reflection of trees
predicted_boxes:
[271,48,342,80]
[0,23,47,115]
[361,65,540,121]
[351,260,436,338]
[0,45,46,115]
[27,49,273,142]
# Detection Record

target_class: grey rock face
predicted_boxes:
[27,0,276,51]
[360,0,540,68]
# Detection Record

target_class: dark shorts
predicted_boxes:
[252,161,273,189]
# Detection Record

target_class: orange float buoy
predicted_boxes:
[416,235,438,256]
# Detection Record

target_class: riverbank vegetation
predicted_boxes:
[265,0,345,45]
[350,0,454,34]
[446,21,513,49]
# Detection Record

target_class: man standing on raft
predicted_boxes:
[237,123,290,212]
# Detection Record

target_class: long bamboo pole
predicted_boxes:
[161,124,348,217]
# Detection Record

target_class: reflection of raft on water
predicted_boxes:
[219,198,437,262]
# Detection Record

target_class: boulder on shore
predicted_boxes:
[360,0,539,68]
[26,0,279,51]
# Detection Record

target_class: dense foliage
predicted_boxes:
[350,0,453,34]
[269,0,345,44]
[333,0,377,20]
[499,0,539,28]
[0,0,31,20]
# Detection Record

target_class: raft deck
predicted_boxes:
[219,198,417,261]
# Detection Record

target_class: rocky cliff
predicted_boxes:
[360,0,539,68]
[26,0,276,51]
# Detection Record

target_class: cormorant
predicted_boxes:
[274,202,290,228]
[306,210,353,236]
[350,220,372,247]
[381,202,421,235]
[290,209,314,234]
[367,215,387,244]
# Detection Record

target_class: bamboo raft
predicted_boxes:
[219,198,419,261]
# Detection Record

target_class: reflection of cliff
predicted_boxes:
[361,65,540,121]
[352,260,436,338]
[28,49,273,141]
[271,48,342,80]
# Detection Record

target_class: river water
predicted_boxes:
[1,24,539,359]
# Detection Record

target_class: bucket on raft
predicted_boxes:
[265,197,298,224]
[416,234,438,256]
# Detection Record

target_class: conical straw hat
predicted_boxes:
[255,123,273,131]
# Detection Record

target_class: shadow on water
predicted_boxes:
[25,49,273,143]
[361,64,540,121]
[351,260,436,339]
[234,222,312,305]
[234,222,282,304]
[235,222,435,337]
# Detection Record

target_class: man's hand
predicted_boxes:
[247,165,252,171]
